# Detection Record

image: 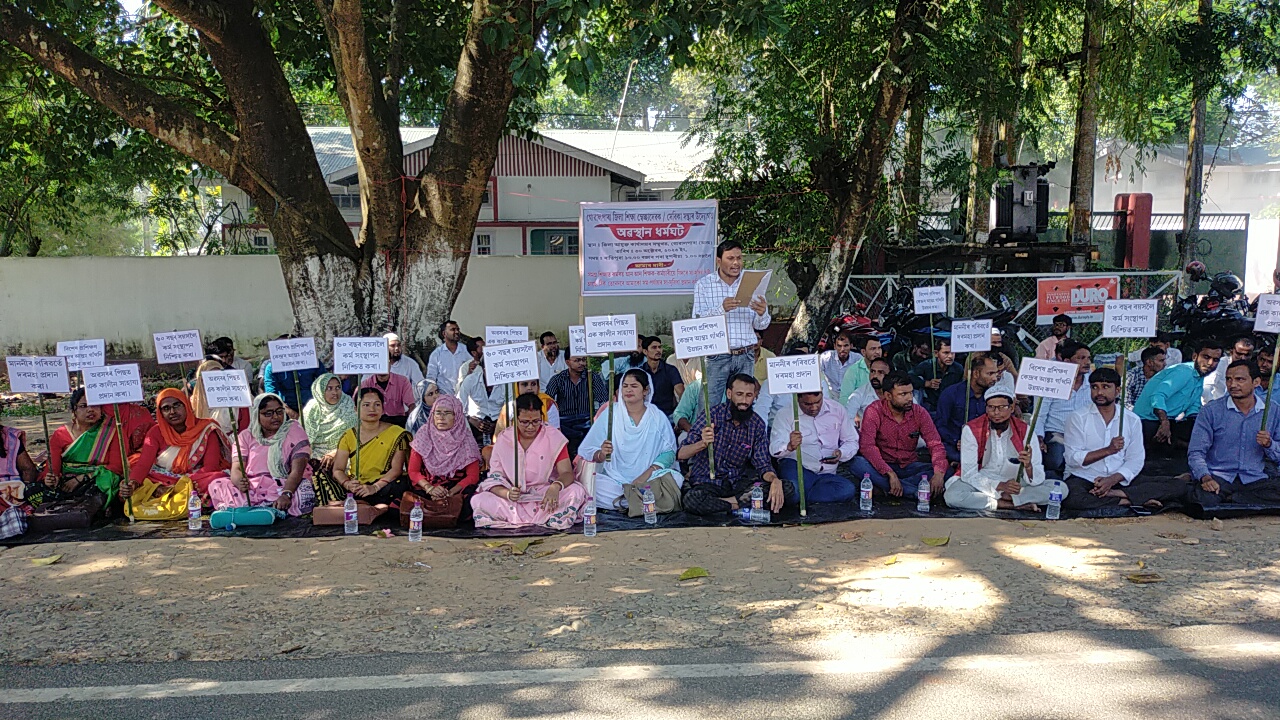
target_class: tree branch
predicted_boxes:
[384,0,408,110]
[148,0,231,45]
[0,5,240,178]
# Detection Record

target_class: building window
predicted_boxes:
[625,188,663,202]
[332,194,359,209]
[481,188,492,206]
[253,235,270,248]
[529,229,579,256]
[474,233,492,256]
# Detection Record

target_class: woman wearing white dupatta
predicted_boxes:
[578,368,684,510]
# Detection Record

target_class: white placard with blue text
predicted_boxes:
[56,339,105,372]
[5,356,70,394]
[671,316,730,359]
[333,337,389,375]
[913,286,948,315]
[765,355,822,395]
[152,330,203,365]
[268,337,319,372]
[83,364,144,406]
[201,370,253,408]
[950,319,993,353]
[484,341,540,385]
[1102,299,1159,338]
[485,326,529,347]
[584,314,638,355]
[1014,358,1076,399]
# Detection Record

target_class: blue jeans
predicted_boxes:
[705,352,756,407]
[847,456,936,499]
[777,458,857,503]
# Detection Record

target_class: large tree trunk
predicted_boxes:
[901,89,927,246]
[966,116,996,273]
[1067,0,1102,272]
[786,0,943,345]
[1179,0,1211,291]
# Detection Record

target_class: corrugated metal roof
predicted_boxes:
[306,126,438,179]
[537,129,710,184]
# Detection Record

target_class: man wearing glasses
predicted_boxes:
[944,386,1056,511]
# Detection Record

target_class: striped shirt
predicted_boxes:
[692,272,771,351]
[545,369,608,418]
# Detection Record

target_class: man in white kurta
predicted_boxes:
[423,321,470,397]
[845,357,890,428]
[945,386,1058,511]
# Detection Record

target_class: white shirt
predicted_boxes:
[230,356,254,376]
[386,355,424,389]
[950,423,1045,496]
[425,342,470,396]
[1063,402,1145,485]
[1203,360,1232,404]
[819,349,861,399]
[692,271,771,350]
[538,351,568,386]
[770,399,859,474]
[845,383,881,426]
[458,370,504,420]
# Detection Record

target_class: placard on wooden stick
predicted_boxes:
[5,356,70,394]
[201,370,253,408]
[484,341,539,386]
[485,326,530,347]
[152,330,203,365]
[268,337,319,372]
[765,355,822,395]
[56,339,105,372]
[1257,294,1280,334]
[333,337,389,375]
[671,317,730,359]
[584,314,638,355]
[83,364,144,406]
[1102,299,1159,338]
[568,325,607,358]
[913,286,947,315]
[1014,358,1077,399]
[950,319,993,353]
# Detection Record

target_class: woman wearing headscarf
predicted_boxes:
[303,373,358,471]
[127,388,231,504]
[407,395,481,522]
[578,368,684,510]
[190,357,251,437]
[208,393,316,516]
[472,392,586,530]
[1,420,39,539]
[405,382,440,436]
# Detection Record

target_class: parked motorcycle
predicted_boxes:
[1171,261,1254,350]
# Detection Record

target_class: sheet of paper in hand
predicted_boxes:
[1102,299,1159,338]
[152,330,203,365]
[1256,294,1280,334]
[950,319,993,353]
[333,337,389,375]
[5,356,70,394]
[56,339,105,372]
[1014,358,1078,399]
[83,364,144,406]
[671,316,730,359]
[584,314,638,355]
[913,285,948,315]
[485,326,530,347]
[484,341,539,386]
[268,337,319,372]
[201,370,253,408]
[766,355,822,395]
[732,270,772,305]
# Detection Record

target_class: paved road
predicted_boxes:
[4,622,1280,719]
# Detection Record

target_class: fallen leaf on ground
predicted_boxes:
[483,538,546,555]
[1137,560,1146,568]
[1182,538,1200,545]
[1156,531,1187,539]
[482,540,507,548]
[922,536,950,547]
[884,556,898,566]
[1127,572,1165,584]
[838,531,864,543]
[1210,518,1224,531]
[739,609,756,619]
[1019,522,1038,529]
[278,645,305,655]
[532,549,556,559]
[29,555,62,566]
[678,567,709,581]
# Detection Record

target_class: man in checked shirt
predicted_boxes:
[693,239,771,404]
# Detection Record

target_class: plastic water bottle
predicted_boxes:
[343,493,358,535]
[1046,480,1064,521]
[916,475,931,513]
[583,499,598,537]
[408,501,423,542]
[734,507,771,524]
[642,485,657,525]
[859,474,874,514]
[750,483,764,511]
[186,491,202,531]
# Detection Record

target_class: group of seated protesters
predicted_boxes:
[5,319,1280,539]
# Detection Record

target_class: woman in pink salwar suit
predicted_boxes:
[472,393,586,530]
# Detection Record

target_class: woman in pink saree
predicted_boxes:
[472,393,586,530]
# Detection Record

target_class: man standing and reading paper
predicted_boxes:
[693,240,771,403]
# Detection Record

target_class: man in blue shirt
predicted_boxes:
[1186,360,1280,506]
[934,353,999,463]
[1134,339,1222,458]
